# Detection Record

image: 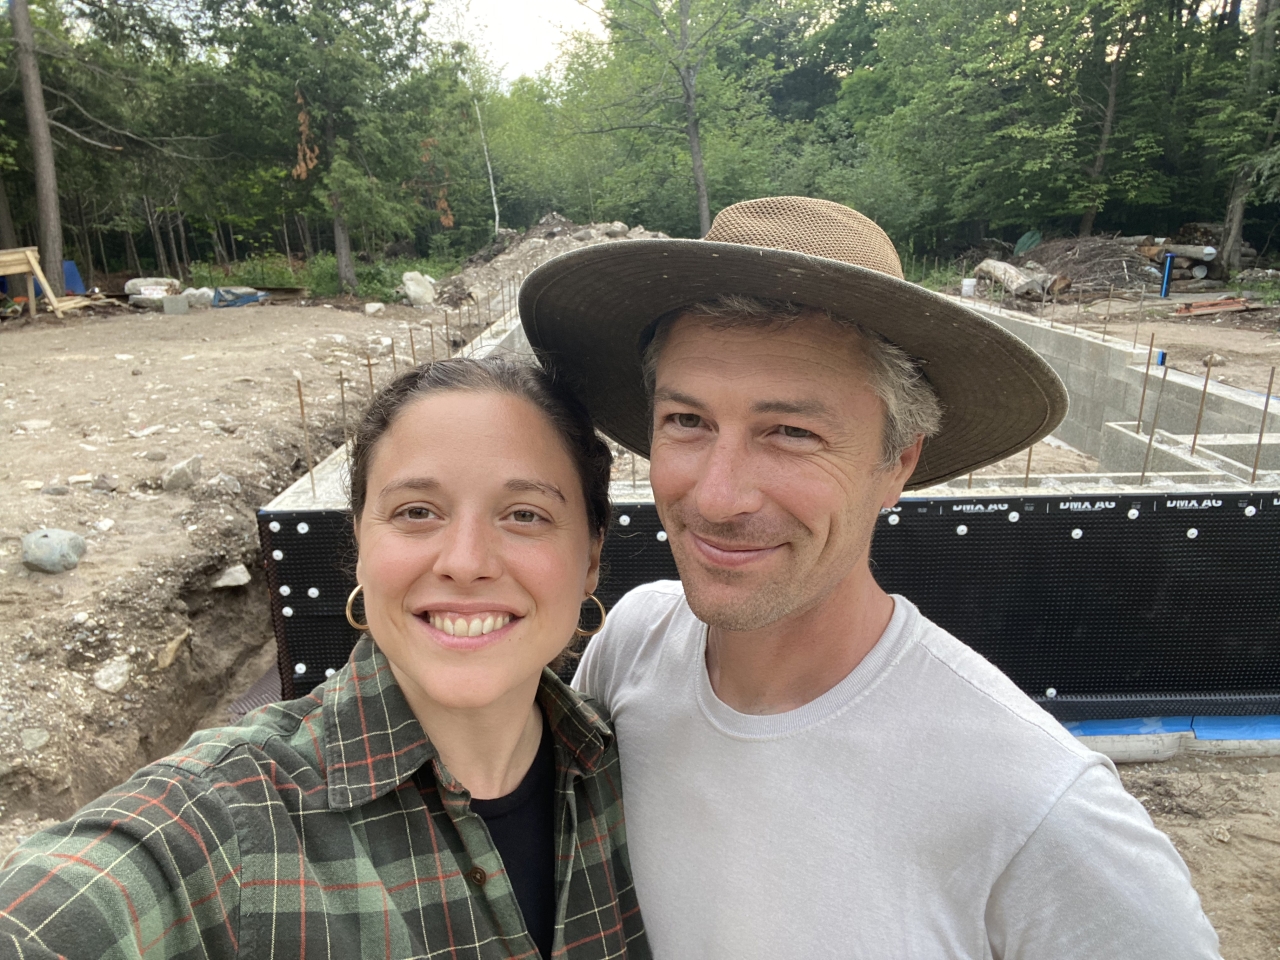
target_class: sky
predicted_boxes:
[430,0,606,82]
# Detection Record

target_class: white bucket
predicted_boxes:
[960,278,978,297]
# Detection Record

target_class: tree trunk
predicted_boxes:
[677,0,710,237]
[176,209,192,277]
[1079,37,1127,237]
[143,196,170,277]
[10,0,64,296]
[325,116,358,291]
[473,97,500,237]
[124,230,142,276]
[0,172,18,249]
[165,209,183,282]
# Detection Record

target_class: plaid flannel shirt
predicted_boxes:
[0,638,649,959]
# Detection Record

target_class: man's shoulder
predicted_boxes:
[897,601,1097,767]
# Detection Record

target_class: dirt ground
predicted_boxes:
[0,267,1276,954]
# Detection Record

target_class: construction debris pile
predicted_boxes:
[974,222,1263,301]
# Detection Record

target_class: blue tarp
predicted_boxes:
[1061,717,1194,737]
[1063,715,1280,740]
[0,260,86,296]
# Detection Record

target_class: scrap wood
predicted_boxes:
[1174,298,1255,316]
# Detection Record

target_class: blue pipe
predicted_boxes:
[1160,252,1175,298]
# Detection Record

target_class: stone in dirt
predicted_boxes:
[144,450,168,462]
[603,222,630,238]
[572,228,595,241]
[91,473,119,491]
[212,563,251,588]
[20,728,49,752]
[364,302,385,315]
[22,529,87,573]
[1203,353,1228,367]
[93,518,115,532]
[402,271,436,306]
[93,656,131,694]
[40,484,70,496]
[161,455,202,491]
[205,472,242,494]
[16,419,51,432]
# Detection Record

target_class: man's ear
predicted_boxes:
[881,434,924,509]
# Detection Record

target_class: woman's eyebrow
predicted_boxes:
[505,478,565,503]
[380,477,440,497]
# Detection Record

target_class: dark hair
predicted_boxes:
[349,357,613,538]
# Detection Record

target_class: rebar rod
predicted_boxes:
[1251,366,1276,484]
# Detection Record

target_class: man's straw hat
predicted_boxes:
[518,196,1067,489]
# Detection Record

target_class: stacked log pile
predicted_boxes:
[1133,242,1224,293]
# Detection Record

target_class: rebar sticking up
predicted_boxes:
[1190,356,1214,457]
[1251,366,1275,484]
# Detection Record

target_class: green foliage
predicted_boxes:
[190,252,459,299]
[1,0,1278,288]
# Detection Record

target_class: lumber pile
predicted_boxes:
[1131,241,1225,292]
[974,258,1071,299]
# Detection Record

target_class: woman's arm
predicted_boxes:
[0,763,242,959]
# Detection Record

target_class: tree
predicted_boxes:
[206,0,433,291]
[1217,0,1279,269]
[9,0,64,295]
[588,0,757,235]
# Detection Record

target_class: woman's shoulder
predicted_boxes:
[155,680,332,784]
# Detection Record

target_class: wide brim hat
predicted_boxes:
[518,197,1067,489]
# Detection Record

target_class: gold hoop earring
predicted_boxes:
[574,594,607,638]
[345,584,369,631]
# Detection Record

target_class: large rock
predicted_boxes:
[93,656,132,694]
[161,455,203,491]
[22,529,87,573]
[603,222,630,238]
[402,271,436,306]
[123,277,181,296]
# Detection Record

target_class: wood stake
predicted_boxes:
[1251,365,1275,483]
[444,310,451,356]
[1103,284,1113,340]
[1190,356,1214,456]
[1074,296,1081,333]
[1140,367,1171,485]
[409,327,417,365]
[967,472,974,489]
[339,372,348,447]
[390,339,397,374]
[296,377,316,498]
[1023,444,1034,487]
[366,353,374,395]
[1134,333,1156,434]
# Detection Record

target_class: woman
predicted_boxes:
[0,357,649,960]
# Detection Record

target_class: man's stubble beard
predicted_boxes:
[660,500,820,632]
[660,496,880,633]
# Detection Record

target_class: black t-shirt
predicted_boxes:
[470,711,556,960]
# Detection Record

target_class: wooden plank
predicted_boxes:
[24,274,35,319]
[23,249,63,318]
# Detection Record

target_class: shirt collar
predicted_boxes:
[323,638,613,810]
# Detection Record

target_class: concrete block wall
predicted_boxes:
[972,304,1280,459]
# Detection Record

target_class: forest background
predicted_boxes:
[2,0,1279,299]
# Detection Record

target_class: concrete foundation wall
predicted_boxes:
[972,305,1280,459]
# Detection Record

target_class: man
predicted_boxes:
[520,197,1219,958]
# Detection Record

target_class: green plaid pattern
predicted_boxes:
[0,639,649,959]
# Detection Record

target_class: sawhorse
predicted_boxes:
[0,246,64,319]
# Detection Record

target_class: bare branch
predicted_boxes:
[48,119,125,151]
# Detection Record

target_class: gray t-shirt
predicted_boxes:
[574,581,1220,960]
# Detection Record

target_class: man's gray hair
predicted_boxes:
[641,295,944,469]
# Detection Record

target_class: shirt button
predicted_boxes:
[466,866,487,886]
